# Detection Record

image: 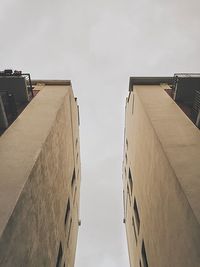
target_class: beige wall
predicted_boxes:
[0,84,81,267]
[123,85,200,267]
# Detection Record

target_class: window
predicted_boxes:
[132,216,137,243]
[126,138,128,148]
[67,218,72,247]
[128,168,133,194]
[76,169,79,182]
[134,198,140,234]
[132,94,134,114]
[139,260,142,267]
[123,190,126,219]
[142,241,149,267]
[64,199,70,225]
[71,168,75,188]
[56,242,63,267]
[127,185,131,205]
[125,153,128,164]
[77,105,80,125]
[73,187,77,205]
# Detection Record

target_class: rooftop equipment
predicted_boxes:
[0,69,33,134]
[173,73,200,105]
[192,90,200,128]
[173,73,200,129]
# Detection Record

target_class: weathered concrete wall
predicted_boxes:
[0,84,81,267]
[123,85,200,267]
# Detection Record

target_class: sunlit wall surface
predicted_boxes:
[123,78,200,267]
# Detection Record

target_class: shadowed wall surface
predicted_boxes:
[0,84,81,267]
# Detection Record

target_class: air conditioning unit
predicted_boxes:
[0,91,18,132]
[0,76,30,104]
[0,92,9,130]
[196,110,200,128]
[192,90,200,128]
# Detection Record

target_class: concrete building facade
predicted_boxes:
[0,80,81,267]
[123,75,200,267]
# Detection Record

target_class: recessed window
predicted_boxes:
[64,199,70,225]
[71,168,76,187]
[73,187,77,205]
[126,138,128,148]
[67,218,72,247]
[139,260,142,267]
[132,216,137,243]
[142,241,149,267]
[125,153,128,164]
[127,185,131,205]
[134,198,140,234]
[128,168,133,194]
[132,95,134,114]
[77,105,80,125]
[56,242,63,267]
[123,190,125,217]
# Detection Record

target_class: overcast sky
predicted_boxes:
[1,0,200,266]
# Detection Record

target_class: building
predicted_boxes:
[0,72,81,267]
[123,74,200,267]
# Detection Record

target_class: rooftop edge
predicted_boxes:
[32,80,71,86]
[129,77,174,91]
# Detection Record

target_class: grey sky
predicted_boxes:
[1,0,200,266]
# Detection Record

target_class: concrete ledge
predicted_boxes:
[129,77,173,91]
[32,80,71,86]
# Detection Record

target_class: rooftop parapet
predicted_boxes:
[129,73,200,129]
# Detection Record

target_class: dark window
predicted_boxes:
[67,218,72,247]
[56,242,63,267]
[127,185,131,205]
[73,187,77,205]
[123,190,125,218]
[128,168,133,194]
[64,199,70,225]
[125,153,128,164]
[132,95,134,114]
[134,198,140,233]
[76,169,79,182]
[139,260,142,267]
[71,168,75,187]
[77,105,80,125]
[126,138,128,148]
[142,241,149,267]
[132,216,137,243]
